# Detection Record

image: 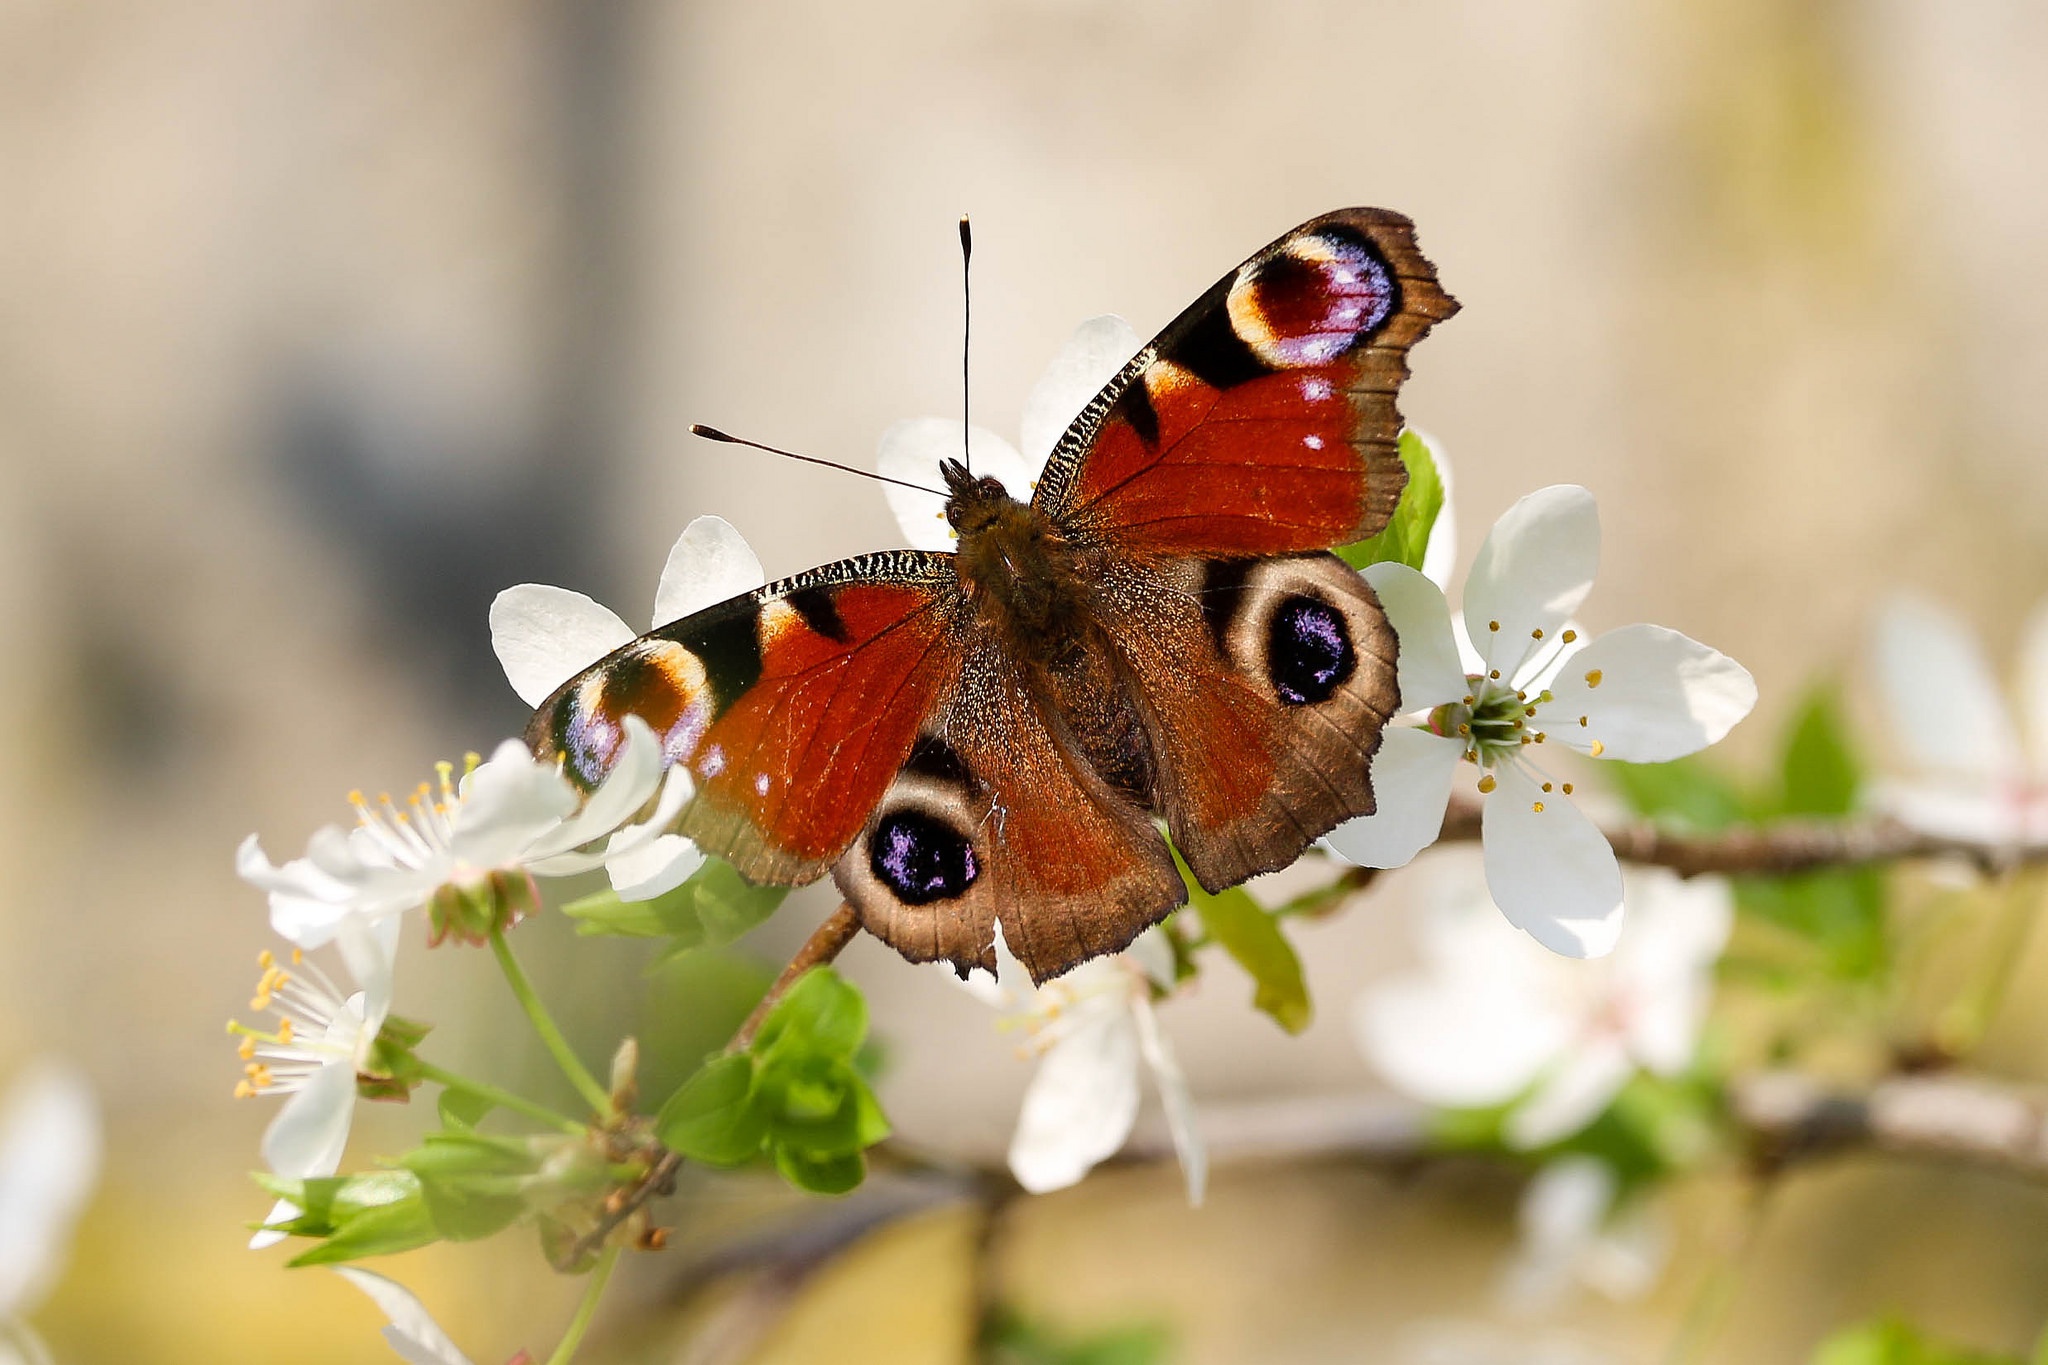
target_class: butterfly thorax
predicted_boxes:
[942,459,1091,655]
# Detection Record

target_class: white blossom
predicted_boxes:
[237,716,689,946]
[1502,1157,1668,1310]
[230,917,399,1250]
[1357,856,1731,1148]
[955,928,1204,1204]
[489,515,768,899]
[876,316,1139,546]
[0,1063,99,1363]
[333,1268,488,1365]
[1326,486,1756,956]
[1873,596,2048,849]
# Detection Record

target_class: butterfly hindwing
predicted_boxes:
[526,551,962,885]
[1033,208,1457,557]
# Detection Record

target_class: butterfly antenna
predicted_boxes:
[959,214,973,476]
[689,424,946,497]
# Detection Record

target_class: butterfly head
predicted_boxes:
[940,457,1020,538]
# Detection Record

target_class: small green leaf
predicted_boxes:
[1336,428,1444,573]
[772,1145,866,1195]
[1606,756,1751,831]
[761,1058,891,1156]
[1175,850,1310,1033]
[656,1053,769,1165]
[756,968,868,1060]
[1779,685,1862,817]
[394,1132,541,1242]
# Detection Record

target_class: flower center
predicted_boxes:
[226,948,361,1099]
[1431,674,1544,767]
[346,754,482,871]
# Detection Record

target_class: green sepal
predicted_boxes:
[437,1087,494,1131]
[1172,848,1311,1033]
[248,1170,441,1266]
[1336,429,1444,573]
[394,1131,543,1242]
[429,869,536,946]
[656,1053,770,1166]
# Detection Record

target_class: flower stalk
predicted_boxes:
[488,928,614,1119]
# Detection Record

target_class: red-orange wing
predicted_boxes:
[1032,208,1457,557]
[525,550,963,884]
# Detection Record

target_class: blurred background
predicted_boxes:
[4,0,2048,1360]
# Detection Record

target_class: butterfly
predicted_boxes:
[525,209,1458,984]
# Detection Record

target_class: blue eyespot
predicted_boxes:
[870,809,979,904]
[1268,595,1355,705]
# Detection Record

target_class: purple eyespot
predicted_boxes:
[870,808,978,905]
[1268,595,1355,705]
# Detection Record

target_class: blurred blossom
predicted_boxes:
[1502,1157,1667,1310]
[333,1268,509,1365]
[229,920,398,1250]
[1873,596,2048,849]
[0,1063,100,1364]
[1356,857,1731,1148]
[491,514,768,898]
[1326,486,1756,957]
[877,315,1140,546]
[953,927,1205,1205]
[236,717,690,946]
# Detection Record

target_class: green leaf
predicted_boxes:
[1175,850,1311,1033]
[772,1145,866,1195]
[394,1132,541,1242]
[250,1169,421,1239]
[760,1058,891,1156]
[982,1307,1175,1365]
[563,857,787,949]
[1811,1319,2021,1365]
[437,1088,495,1131]
[263,1171,442,1266]
[656,1053,769,1166]
[1336,428,1444,572]
[755,968,868,1060]
[1779,685,1862,817]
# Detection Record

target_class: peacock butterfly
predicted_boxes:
[525,209,1458,983]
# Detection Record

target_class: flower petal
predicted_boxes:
[1874,597,2023,783]
[489,586,635,709]
[1541,625,1756,762]
[260,1060,357,1180]
[1361,562,1467,712]
[1507,1038,1635,1148]
[1355,968,1570,1108]
[1502,1155,1615,1309]
[332,1268,476,1365]
[524,718,661,861]
[1463,485,1600,683]
[1131,995,1205,1207]
[1016,315,1141,471]
[606,834,706,901]
[333,914,402,1043]
[1482,763,1624,957]
[248,1196,300,1252]
[1007,1001,1141,1194]
[0,1064,99,1317]
[652,515,766,629]
[876,420,1034,551]
[1322,728,1464,869]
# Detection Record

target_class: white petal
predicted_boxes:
[1540,625,1756,762]
[1361,562,1468,713]
[1507,1039,1635,1148]
[1322,728,1464,870]
[2019,600,2048,779]
[652,516,765,629]
[1463,485,1600,683]
[333,914,401,1043]
[1131,996,1205,1207]
[260,1061,356,1180]
[876,420,1034,551]
[1482,763,1625,958]
[1871,777,2038,846]
[606,834,706,901]
[1519,1155,1615,1254]
[333,1268,476,1365]
[1354,971,1570,1108]
[1874,597,2023,783]
[1412,427,1458,590]
[248,1196,299,1252]
[489,586,635,709]
[1122,927,1177,993]
[1007,1003,1142,1193]
[0,1064,99,1316]
[1016,315,1142,471]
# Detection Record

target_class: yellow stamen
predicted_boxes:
[1531,628,1544,640]
[1516,690,1528,702]
[278,1018,295,1045]
[1533,732,1547,743]
[290,948,303,966]
[257,949,275,969]
[1561,629,1577,643]
[1542,782,1553,792]
[1477,774,1497,794]
[234,1081,258,1099]
[1585,669,1603,688]
[1488,620,1500,632]
[237,1037,255,1060]
[1578,715,1588,727]
[1488,670,1501,680]
[1532,801,1545,813]
[1462,695,1475,706]
[1562,783,1574,795]
[1590,739,1606,757]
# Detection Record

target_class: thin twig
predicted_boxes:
[568,903,866,1265]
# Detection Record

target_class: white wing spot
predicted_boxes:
[754,772,771,796]
[1303,434,1325,450]
[698,744,726,778]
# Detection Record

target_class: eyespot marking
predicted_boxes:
[870,808,979,905]
[1267,594,1356,705]
[1227,228,1397,369]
